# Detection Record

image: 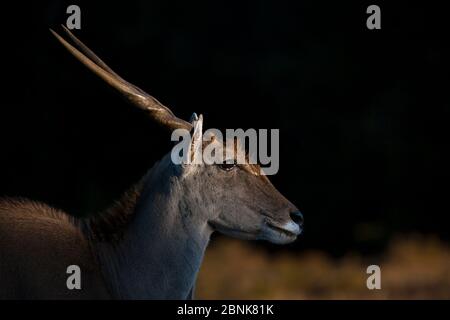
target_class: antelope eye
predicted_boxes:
[218,161,236,171]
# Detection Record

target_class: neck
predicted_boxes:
[87,160,213,299]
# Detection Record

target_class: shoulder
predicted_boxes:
[0,197,76,226]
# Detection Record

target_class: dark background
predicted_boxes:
[1,1,449,256]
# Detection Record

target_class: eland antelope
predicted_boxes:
[0,26,303,299]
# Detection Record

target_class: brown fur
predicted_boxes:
[85,181,144,243]
[0,198,76,227]
[0,179,145,245]
[0,198,110,299]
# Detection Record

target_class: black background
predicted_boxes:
[1,1,449,256]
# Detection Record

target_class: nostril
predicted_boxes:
[290,211,304,227]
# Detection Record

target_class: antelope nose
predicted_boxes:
[290,211,304,227]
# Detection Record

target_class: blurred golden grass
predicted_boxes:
[196,235,450,299]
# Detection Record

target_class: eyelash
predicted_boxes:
[218,161,237,172]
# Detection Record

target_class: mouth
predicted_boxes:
[263,221,302,244]
[208,220,302,244]
[267,223,299,237]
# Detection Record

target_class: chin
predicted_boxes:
[212,225,260,241]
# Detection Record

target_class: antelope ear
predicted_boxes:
[170,113,203,173]
[187,113,203,165]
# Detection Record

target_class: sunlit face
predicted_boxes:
[179,137,303,244]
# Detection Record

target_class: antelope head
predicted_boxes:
[51,27,303,245]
